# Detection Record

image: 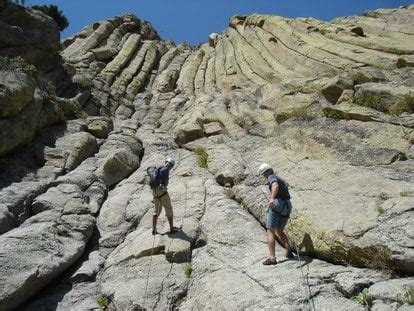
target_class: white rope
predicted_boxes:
[222,135,316,310]
[254,166,315,310]
[143,234,156,308]
[143,148,190,310]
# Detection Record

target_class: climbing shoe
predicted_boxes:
[262,257,277,265]
[152,229,158,235]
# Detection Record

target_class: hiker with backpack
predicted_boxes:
[259,163,295,265]
[147,157,180,235]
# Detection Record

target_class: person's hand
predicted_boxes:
[268,199,274,209]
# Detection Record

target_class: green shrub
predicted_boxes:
[351,72,369,85]
[353,288,372,306]
[183,263,193,278]
[374,60,389,70]
[323,107,350,120]
[193,147,208,168]
[31,4,69,31]
[12,56,37,76]
[154,118,161,128]
[277,106,312,123]
[356,92,414,116]
[240,200,247,210]
[97,295,109,310]
[0,56,37,76]
[389,93,414,116]
[355,93,387,113]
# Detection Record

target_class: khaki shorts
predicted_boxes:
[153,186,173,218]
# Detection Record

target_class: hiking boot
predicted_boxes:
[169,226,180,234]
[262,257,277,265]
[289,244,299,256]
[286,249,295,259]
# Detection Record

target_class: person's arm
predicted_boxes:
[165,170,169,187]
[270,182,279,200]
[268,181,279,208]
[159,168,167,186]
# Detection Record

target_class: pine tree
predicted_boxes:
[31,4,69,31]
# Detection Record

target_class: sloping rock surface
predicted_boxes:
[0,3,413,310]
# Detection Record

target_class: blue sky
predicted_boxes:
[26,0,411,45]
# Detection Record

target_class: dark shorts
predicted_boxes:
[266,209,289,230]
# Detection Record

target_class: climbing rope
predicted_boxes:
[222,135,316,310]
[255,173,315,311]
[181,177,188,231]
[143,233,156,308]
[143,129,315,308]
[142,140,175,308]
[143,147,190,310]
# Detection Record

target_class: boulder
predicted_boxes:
[36,131,98,172]
[369,278,414,303]
[0,70,35,118]
[31,183,89,215]
[86,116,113,139]
[204,122,222,136]
[0,213,95,310]
[70,251,105,283]
[321,75,353,104]
[0,181,50,229]
[0,88,43,156]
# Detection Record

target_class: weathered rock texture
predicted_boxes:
[0,3,413,310]
[0,0,60,72]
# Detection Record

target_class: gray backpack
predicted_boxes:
[146,166,160,189]
[273,198,292,217]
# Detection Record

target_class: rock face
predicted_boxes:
[0,3,413,310]
[0,0,60,72]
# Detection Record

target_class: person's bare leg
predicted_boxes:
[167,216,174,230]
[152,196,161,235]
[152,215,158,234]
[275,229,288,248]
[167,216,180,233]
[163,194,178,232]
[263,229,278,265]
[267,229,276,260]
[276,229,294,256]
